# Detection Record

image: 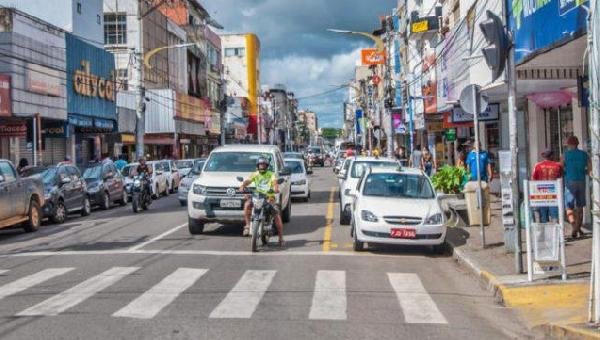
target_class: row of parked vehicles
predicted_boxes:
[334,153,448,252]
[0,158,206,233]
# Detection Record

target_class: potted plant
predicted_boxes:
[431,165,467,195]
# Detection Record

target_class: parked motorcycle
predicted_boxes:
[237,176,284,252]
[130,174,152,213]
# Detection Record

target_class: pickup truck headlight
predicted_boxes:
[193,184,207,195]
[292,179,306,185]
[424,213,443,225]
[361,210,378,222]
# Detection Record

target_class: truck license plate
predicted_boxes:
[220,199,241,208]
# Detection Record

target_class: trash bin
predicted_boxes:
[463,181,491,226]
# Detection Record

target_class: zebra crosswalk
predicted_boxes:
[0,267,449,324]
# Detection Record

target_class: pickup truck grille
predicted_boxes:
[205,187,245,198]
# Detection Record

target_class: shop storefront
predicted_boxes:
[65,33,117,166]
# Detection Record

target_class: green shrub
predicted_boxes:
[431,165,467,194]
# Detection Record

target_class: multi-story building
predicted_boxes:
[0,0,104,47]
[297,110,319,145]
[221,33,261,141]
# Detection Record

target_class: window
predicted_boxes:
[116,68,128,90]
[224,47,245,57]
[97,14,101,25]
[104,13,127,45]
[0,161,16,182]
[77,2,82,14]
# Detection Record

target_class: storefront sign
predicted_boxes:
[355,109,363,135]
[176,92,209,123]
[72,60,115,101]
[508,0,588,63]
[422,49,437,114]
[452,103,499,122]
[528,181,560,207]
[0,122,26,137]
[443,111,473,128]
[0,75,11,117]
[361,48,385,65]
[68,114,94,128]
[121,133,135,144]
[26,63,62,97]
[42,122,67,138]
[445,128,456,141]
[426,121,444,132]
[179,138,191,144]
[410,16,439,33]
[392,109,405,134]
[94,117,114,130]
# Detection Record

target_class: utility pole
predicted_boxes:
[135,1,145,160]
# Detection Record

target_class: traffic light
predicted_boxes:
[479,10,510,82]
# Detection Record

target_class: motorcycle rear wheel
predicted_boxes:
[251,221,259,252]
[132,196,139,213]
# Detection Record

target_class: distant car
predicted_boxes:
[351,166,446,252]
[160,160,181,193]
[82,162,127,209]
[283,152,304,160]
[178,159,206,206]
[285,158,310,201]
[122,162,168,199]
[23,163,91,224]
[0,160,45,232]
[175,159,195,173]
[339,157,400,225]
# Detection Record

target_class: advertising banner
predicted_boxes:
[361,48,385,65]
[355,109,363,135]
[0,74,10,117]
[452,103,500,122]
[508,0,588,63]
[528,181,560,207]
[0,122,26,137]
[422,49,437,114]
[392,109,405,134]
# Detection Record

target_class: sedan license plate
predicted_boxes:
[220,199,241,208]
[390,228,416,239]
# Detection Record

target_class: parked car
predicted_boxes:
[187,145,292,234]
[160,160,181,193]
[350,166,447,252]
[284,158,311,201]
[122,162,168,199]
[175,159,196,176]
[82,161,127,209]
[0,160,45,232]
[178,159,206,206]
[339,156,400,225]
[23,162,91,224]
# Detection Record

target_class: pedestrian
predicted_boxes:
[394,146,407,166]
[114,154,128,172]
[455,147,466,168]
[410,145,422,168]
[17,158,29,175]
[561,135,590,238]
[466,141,492,182]
[421,148,437,177]
[532,148,562,223]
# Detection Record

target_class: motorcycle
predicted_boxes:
[130,173,152,213]
[307,154,315,172]
[237,177,284,252]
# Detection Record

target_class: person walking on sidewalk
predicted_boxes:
[532,148,562,223]
[421,148,437,177]
[466,141,492,183]
[561,135,590,238]
[410,145,422,168]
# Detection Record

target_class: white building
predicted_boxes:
[0,0,104,47]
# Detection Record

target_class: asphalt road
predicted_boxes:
[0,167,535,339]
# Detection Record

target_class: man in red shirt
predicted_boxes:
[531,149,562,222]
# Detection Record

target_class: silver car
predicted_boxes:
[178,159,205,206]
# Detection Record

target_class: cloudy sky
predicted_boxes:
[203,0,395,128]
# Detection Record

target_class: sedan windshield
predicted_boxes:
[285,161,304,174]
[351,161,398,178]
[175,160,194,169]
[363,173,435,199]
[83,166,102,179]
[204,152,273,172]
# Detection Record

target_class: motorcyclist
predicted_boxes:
[136,157,153,197]
[239,157,285,247]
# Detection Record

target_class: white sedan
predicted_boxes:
[285,158,311,201]
[350,166,447,253]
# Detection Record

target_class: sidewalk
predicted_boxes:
[445,195,600,339]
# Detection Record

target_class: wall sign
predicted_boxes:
[0,122,26,137]
[452,103,499,122]
[360,48,385,65]
[72,61,115,101]
[26,64,62,97]
[0,74,11,117]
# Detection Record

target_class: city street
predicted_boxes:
[0,168,533,339]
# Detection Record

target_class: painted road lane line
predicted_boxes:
[322,187,336,252]
[0,268,74,301]
[0,270,8,275]
[127,223,187,252]
[17,267,139,317]
[387,273,447,324]
[209,270,276,319]
[113,268,208,319]
[309,270,346,320]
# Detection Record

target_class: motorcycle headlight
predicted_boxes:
[253,197,264,209]
[193,184,207,195]
[424,213,443,225]
[293,179,307,185]
[133,179,141,187]
[361,210,378,222]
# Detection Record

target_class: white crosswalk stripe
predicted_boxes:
[387,273,447,324]
[17,267,139,317]
[0,268,74,301]
[309,270,346,320]
[209,270,276,319]
[0,270,8,275]
[113,268,208,319]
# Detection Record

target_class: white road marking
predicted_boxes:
[17,267,139,316]
[0,270,8,275]
[127,223,187,252]
[387,273,447,324]
[113,268,208,319]
[309,270,346,320]
[0,268,74,301]
[209,270,276,319]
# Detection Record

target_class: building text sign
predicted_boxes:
[528,180,560,207]
[72,61,115,101]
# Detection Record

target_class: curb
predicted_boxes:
[448,240,600,339]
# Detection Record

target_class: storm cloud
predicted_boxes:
[204,0,395,127]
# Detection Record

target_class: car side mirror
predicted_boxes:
[236,176,244,182]
[277,178,285,184]
[337,172,347,180]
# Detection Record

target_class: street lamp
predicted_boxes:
[326,29,385,52]
[144,43,199,69]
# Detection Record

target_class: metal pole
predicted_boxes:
[524,179,533,282]
[409,96,414,156]
[135,4,145,160]
[508,40,523,273]
[472,85,486,247]
[32,115,37,166]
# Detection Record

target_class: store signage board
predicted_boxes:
[360,48,385,65]
[0,123,26,137]
[445,128,456,141]
[0,74,11,117]
[411,20,429,33]
[528,181,560,207]
[452,103,499,122]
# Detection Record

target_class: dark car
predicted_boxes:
[83,162,127,210]
[23,163,91,224]
[0,160,45,233]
